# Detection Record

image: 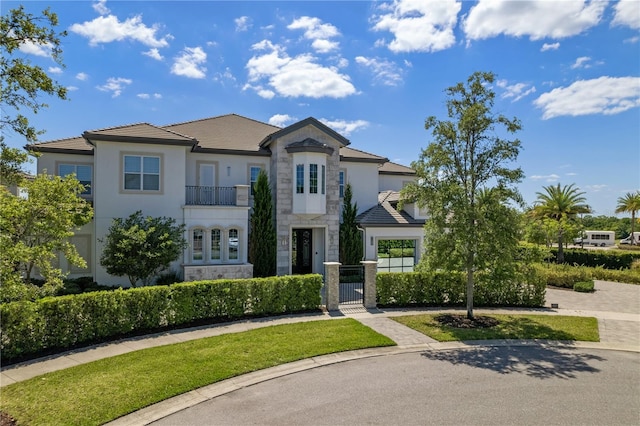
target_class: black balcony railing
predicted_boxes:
[185,186,236,206]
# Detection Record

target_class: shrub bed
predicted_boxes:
[0,275,322,363]
[376,267,545,308]
[534,263,640,287]
[574,280,595,293]
[548,248,637,269]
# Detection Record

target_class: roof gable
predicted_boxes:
[260,117,349,148]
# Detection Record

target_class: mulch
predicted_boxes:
[0,411,17,426]
[435,313,500,328]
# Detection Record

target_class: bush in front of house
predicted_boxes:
[0,274,322,363]
[532,263,591,288]
[574,280,595,293]
[376,267,545,308]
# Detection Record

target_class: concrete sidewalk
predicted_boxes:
[2,279,639,387]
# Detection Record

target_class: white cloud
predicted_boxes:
[612,0,640,29]
[585,184,608,192]
[18,39,53,57]
[571,56,592,69]
[318,118,369,136]
[268,114,297,127]
[137,93,150,99]
[96,77,132,97]
[372,0,461,52]
[213,67,237,84]
[76,72,89,81]
[171,47,207,79]
[288,16,341,53]
[534,76,640,119]
[497,80,536,102]
[48,66,63,74]
[235,16,252,32]
[70,14,170,47]
[566,172,578,176]
[142,48,163,61]
[624,35,640,44]
[67,86,79,92]
[530,174,560,182]
[541,42,560,52]
[93,0,110,15]
[355,56,403,86]
[463,0,606,41]
[244,40,356,99]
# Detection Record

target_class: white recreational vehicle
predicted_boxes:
[574,230,616,247]
[620,232,640,245]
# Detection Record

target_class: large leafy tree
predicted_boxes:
[0,174,93,299]
[1,5,67,143]
[402,71,524,319]
[100,211,187,287]
[249,170,276,277]
[339,183,363,265]
[615,191,640,244]
[531,183,591,262]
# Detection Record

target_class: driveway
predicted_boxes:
[152,346,640,425]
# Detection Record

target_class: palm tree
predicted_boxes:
[615,191,640,245]
[532,183,591,263]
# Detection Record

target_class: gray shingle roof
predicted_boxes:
[26,136,93,154]
[357,191,425,227]
[340,146,388,163]
[83,123,196,146]
[379,161,415,175]
[165,114,278,154]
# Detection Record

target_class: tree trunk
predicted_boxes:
[466,255,474,320]
[557,227,564,264]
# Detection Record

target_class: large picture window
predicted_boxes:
[59,164,92,195]
[124,155,160,191]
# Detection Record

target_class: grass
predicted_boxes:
[1,319,394,425]
[393,314,600,342]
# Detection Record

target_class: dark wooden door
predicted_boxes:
[292,229,313,274]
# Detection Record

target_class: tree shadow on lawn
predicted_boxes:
[421,343,605,380]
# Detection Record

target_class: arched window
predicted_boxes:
[192,229,204,261]
[211,228,221,261]
[228,228,239,260]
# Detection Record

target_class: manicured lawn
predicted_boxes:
[393,314,600,342]
[1,319,395,425]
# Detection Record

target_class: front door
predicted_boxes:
[292,229,313,274]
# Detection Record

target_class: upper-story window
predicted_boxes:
[59,164,92,195]
[249,166,261,196]
[296,164,304,194]
[309,164,318,194]
[321,165,326,195]
[339,170,346,198]
[124,155,160,191]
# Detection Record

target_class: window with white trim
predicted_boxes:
[228,228,239,260]
[59,164,92,195]
[296,164,304,194]
[339,170,346,198]
[321,165,325,195]
[192,229,204,261]
[124,155,160,191]
[249,166,261,196]
[211,228,221,260]
[309,164,318,194]
[189,227,242,263]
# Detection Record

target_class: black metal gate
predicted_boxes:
[339,265,364,305]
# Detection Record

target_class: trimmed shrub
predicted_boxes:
[533,263,591,288]
[589,266,640,284]
[376,268,544,308]
[574,280,595,293]
[548,248,636,270]
[1,274,322,363]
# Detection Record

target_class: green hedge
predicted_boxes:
[376,268,545,308]
[574,280,595,293]
[0,275,322,363]
[534,263,640,287]
[549,248,636,269]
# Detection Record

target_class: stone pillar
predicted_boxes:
[235,184,249,207]
[324,262,341,311]
[361,261,378,309]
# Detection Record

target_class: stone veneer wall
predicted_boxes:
[270,125,341,276]
[183,264,253,281]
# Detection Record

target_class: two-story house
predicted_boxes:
[27,114,425,286]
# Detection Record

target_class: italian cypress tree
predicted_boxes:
[339,183,363,265]
[249,170,276,277]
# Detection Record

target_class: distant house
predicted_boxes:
[27,114,425,286]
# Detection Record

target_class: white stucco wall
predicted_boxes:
[341,162,379,214]
[92,140,190,286]
[185,152,269,188]
[378,173,415,193]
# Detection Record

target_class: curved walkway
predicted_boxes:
[1,280,638,424]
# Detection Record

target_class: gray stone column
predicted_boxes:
[361,261,378,309]
[324,262,340,311]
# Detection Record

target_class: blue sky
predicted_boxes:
[4,0,640,216]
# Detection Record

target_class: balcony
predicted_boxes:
[185,185,249,207]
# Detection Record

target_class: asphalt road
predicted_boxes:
[153,345,640,426]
